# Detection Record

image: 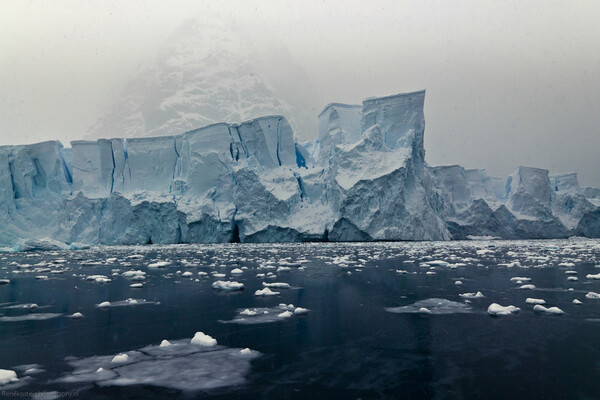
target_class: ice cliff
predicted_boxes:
[1,90,599,247]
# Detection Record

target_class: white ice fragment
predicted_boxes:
[230,268,243,275]
[98,301,111,308]
[262,282,291,289]
[454,280,463,285]
[419,307,432,314]
[0,369,18,385]
[565,270,577,275]
[240,309,258,316]
[255,287,279,296]
[586,273,600,280]
[395,270,408,274]
[191,332,217,346]
[111,354,129,363]
[277,267,291,272]
[212,280,244,291]
[181,271,193,277]
[294,307,308,315]
[148,261,170,268]
[159,340,171,347]
[567,276,578,281]
[510,277,532,282]
[459,291,484,299]
[533,305,564,315]
[130,283,143,288]
[573,299,582,305]
[240,348,252,356]
[0,279,9,285]
[585,292,600,299]
[519,284,536,290]
[526,298,546,305]
[71,312,84,319]
[277,311,293,318]
[487,303,520,316]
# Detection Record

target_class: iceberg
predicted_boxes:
[1,90,599,247]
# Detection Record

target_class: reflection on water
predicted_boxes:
[0,239,599,399]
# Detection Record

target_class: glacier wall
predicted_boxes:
[1,90,599,247]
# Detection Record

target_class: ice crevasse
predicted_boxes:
[1,90,599,247]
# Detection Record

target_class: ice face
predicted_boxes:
[316,103,362,164]
[1,90,599,246]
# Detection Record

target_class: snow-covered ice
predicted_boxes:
[487,303,520,316]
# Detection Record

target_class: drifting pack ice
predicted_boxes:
[1,90,599,247]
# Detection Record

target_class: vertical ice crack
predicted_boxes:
[108,141,116,194]
[170,137,181,193]
[276,118,282,166]
[293,172,306,200]
[235,126,248,158]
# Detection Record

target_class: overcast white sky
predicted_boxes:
[1,0,599,186]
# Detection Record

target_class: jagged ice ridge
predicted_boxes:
[1,90,599,247]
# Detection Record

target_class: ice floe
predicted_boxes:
[525,298,546,305]
[533,305,564,315]
[487,303,520,316]
[57,338,259,391]
[191,332,217,346]
[254,287,279,296]
[223,304,308,324]
[386,298,472,314]
[459,291,484,299]
[212,280,244,291]
[0,369,18,385]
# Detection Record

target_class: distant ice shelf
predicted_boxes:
[1,90,599,248]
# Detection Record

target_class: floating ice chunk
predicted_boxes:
[240,348,252,356]
[181,272,193,277]
[240,309,258,316]
[0,313,62,322]
[262,282,291,289]
[98,301,111,308]
[24,303,38,310]
[586,273,600,280]
[148,261,170,268]
[106,258,117,263]
[454,280,463,285]
[459,291,484,299]
[386,298,472,314]
[35,275,48,280]
[533,305,564,315]
[487,303,520,316]
[191,332,217,346]
[395,270,408,274]
[567,277,578,281]
[111,354,129,363]
[130,283,143,288]
[585,292,600,299]
[277,311,293,318]
[294,307,308,315]
[127,298,138,304]
[277,266,291,272]
[127,254,144,259]
[197,272,208,276]
[0,279,9,285]
[0,369,18,385]
[71,312,84,319]
[159,340,171,347]
[510,277,532,282]
[573,299,582,305]
[426,271,436,275]
[419,307,432,314]
[565,270,577,275]
[230,268,243,275]
[519,284,536,290]
[122,270,146,278]
[255,287,279,296]
[558,262,575,267]
[526,298,546,305]
[212,280,244,291]
[212,273,226,278]
[427,260,448,266]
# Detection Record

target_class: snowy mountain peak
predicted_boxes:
[86,17,316,141]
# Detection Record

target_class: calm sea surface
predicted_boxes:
[1,239,599,399]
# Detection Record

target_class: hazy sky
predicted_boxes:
[1,0,599,186]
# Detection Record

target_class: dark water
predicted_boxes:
[1,240,599,399]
